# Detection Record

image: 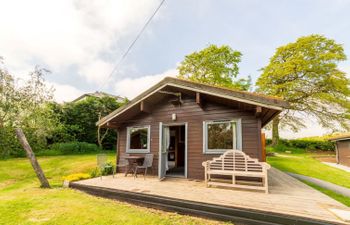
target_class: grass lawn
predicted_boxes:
[0,153,229,225]
[267,147,350,206]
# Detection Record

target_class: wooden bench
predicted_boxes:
[202,150,271,193]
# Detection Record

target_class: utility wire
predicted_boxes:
[99,0,166,90]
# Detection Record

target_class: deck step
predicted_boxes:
[70,182,337,225]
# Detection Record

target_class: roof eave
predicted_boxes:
[97,84,285,127]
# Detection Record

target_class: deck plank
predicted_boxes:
[74,168,349,224]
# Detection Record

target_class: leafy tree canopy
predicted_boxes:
[256,35,350,142]
[177,44,251,90]
[51,96,123,149]
[0,61,59,157]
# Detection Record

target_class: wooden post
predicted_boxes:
[261,133,266,162]
[15,128,51,188]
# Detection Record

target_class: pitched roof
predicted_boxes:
[328,133,350,141]
[72,91,125,103]
[97,77,289,126]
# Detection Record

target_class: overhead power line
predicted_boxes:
[99,0,166,90]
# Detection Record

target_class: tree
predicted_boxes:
[256,35,350,145]
[177,44,251,90]
[0,61,59,158]
[55,96,123,149]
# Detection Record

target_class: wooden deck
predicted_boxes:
[73,168,349,224]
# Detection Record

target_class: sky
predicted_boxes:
[0,0,349,138]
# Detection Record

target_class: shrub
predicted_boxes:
[0,126,49,159]
[89,162,115,177]
[63,173,91,182]
[89,168,100,178]
[49,141,100,154]
[101,162,114,175]
[266,138,334,151]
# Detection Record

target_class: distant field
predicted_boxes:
[0,154,228,225]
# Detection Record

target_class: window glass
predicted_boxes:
[207,121,235,150]
[128,127,149,150]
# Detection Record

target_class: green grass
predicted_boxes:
[0,154,228,225]
[267,147,350,189]
[267,146,350,207]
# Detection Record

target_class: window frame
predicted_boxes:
[203,119,242,154]
[126,125,151,154]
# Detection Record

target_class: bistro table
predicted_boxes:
[124,156,145,177]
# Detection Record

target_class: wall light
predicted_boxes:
[172,113,177,121]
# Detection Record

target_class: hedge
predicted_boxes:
[49,142,100,154]
[266,138,334,151]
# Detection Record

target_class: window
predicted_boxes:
[126,125,150,153]
[203,119,242,154]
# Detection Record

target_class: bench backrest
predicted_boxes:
[205,150,270,172]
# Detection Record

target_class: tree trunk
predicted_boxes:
[97,126,109,149]
[272,116,280,146]
[15,128,51,188]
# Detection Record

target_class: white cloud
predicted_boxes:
[78,59,114,85]
[48,82,85,103]
[114,69,178,99]
[0,0,160,84]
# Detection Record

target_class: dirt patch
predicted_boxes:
[311,152,337,163]
[0,179,16,189]
[275,154,300,158]
[315,157,337,163]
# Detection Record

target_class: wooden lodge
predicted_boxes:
[97,77,288,180]
[329,133,350,167]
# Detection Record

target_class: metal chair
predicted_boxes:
[115,154,129,177]
[97,154,114,179]
[134,154,153,179]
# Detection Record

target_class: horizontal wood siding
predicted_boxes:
[337,140,350,167]
[116,96,262,180]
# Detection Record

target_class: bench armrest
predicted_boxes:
[261,162,271,170]
[202,161,209,168]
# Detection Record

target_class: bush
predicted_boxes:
[0,126,48,159]
[49,142,100,154]
[89,162,115,177]
[266,138,334,151]
[101,162,114,175]
[89,168,100,178]
[63,173,91,182]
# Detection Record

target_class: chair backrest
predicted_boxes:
[119,154,130,165]
[97,154,108,168]
[206,150,270,172]
[142,154,154,167]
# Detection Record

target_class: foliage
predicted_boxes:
[0,58,122,158]
[51,96,122,150]
[0,154,224,225]
[100,162,114,175]
[256,35,350,144]
[177,44,251,90]
[0,60,60,158]
[266,138,334,151]
[63,173,91,182]
[90,167,101,178]
[49,142,100,154]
